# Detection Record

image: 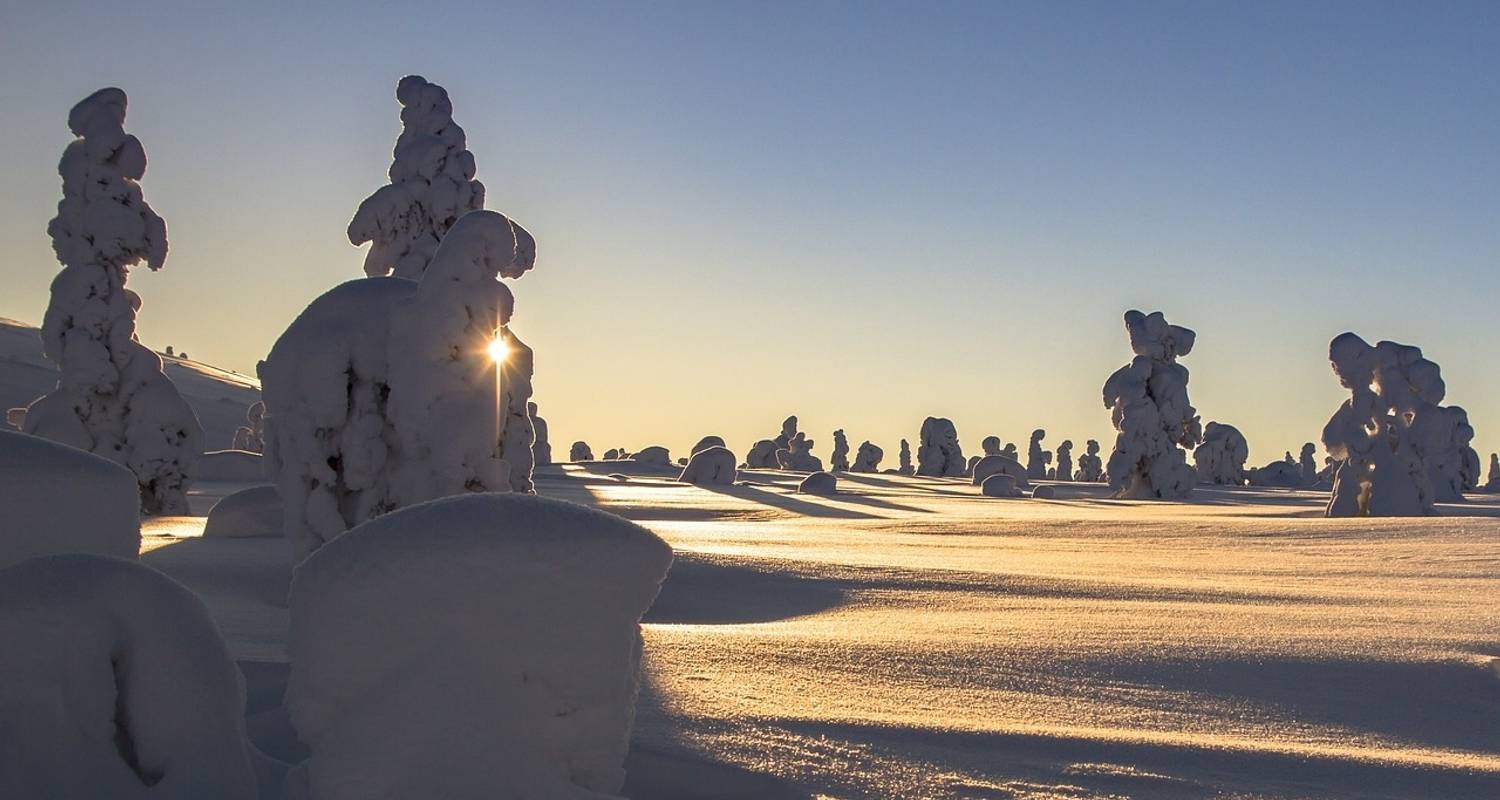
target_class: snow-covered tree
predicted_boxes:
[528,401,551,466]
[898,438,914,475]
[348,75,486,280]
[1193,422,1248,485]
[24,88,202,515]
[570,441,593,461]
[1055,440,1074,482]
[231,400,265,452]
[1075,440,1104,482]
[1026,429,1051,479]
[1298,443,1318,486]
[1103,310,1201,499]
[830,429,850,471]
[776,432,823,471]
[916,417,965,477]
[981,435,1002,457]
[1321,333,1453,516]
[262,210,535,560]
[852,441,883,472]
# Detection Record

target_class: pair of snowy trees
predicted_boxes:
[25,89,203,515]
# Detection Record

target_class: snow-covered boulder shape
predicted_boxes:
[202,485,282,538]
[231,401,265,453]
[981,435,1003,456]
[916,417,965,477]
[830,429,850,471]
[797,471,837,495]
[1321,333,1452,517]
[980,474,1022,497]
[284,494,671,800]
[632,445,672,467]
[0,430,140,569]
[898,438,914,475]
[1055,440,1074,483]
[193,449,264,482]
[1249,459,1303,488]
[776,433,824,471]
[570,441,593,461]
[348,76,486,280]
[852,441,883,472]
[1192,422,1249,485]
[0,554,257,799]
[1075,439,1103,481]
[529,402,551,466]
[1031,485,1056,499]
[26,88,203,516]
[743,439,777,468]
[1026,429,1051,479]
[1103,310,1201,499]
[691,435,725,455]
[679,446,737,486]
[971,454,1029,488]
[261,210,535,561]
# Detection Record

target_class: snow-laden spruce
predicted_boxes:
[679,445,737,486]
[0,554,257,799]
[231,400,265,452]
[529,402,551,466]
[1026,429,1051,479]
[852,440,883,472]
[25,88,203,515]
[348,76,486,280]
[1055,439,1074,482]
[1298,443,1318,486]
[571,441,594,461]
[261,210,534,561]
[1075,439,1103,481]
[776,432,823,472]
[898,438,914,475]
[1193,422,1249,485]
[830,429,850,471]
[283,494,671,800]
[496,328,537,492]
[691,435,726,455]
[981,435,1003,457]
[0,430,140,569]
[1102,310,1201,499]
[916,416,965,477]
[1320,333,1475,516]
[745,416,797,468]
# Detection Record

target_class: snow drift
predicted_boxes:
[202,485,282,538]
[0,554,256,799]
[284,494,672,800]
[0,430,139,569]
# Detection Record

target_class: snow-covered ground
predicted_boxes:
[0,317,260,449]
[145,466,1500,799]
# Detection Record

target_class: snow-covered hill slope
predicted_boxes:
[0,317,260,449]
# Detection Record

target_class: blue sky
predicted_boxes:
[1,1,1496,463]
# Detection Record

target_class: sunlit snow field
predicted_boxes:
[146,466,1500,799]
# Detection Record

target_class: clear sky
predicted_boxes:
[2,1,1496,466]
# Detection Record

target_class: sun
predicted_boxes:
[487,335,510,364]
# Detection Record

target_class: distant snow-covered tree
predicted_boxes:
[1103,310,1201,499]
[348,75,486,280]
[25,88,202,515]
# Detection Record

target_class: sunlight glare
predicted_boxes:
[487,335,510,364]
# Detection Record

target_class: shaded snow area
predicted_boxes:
[130,468,1500,799]
[0,316,261,449]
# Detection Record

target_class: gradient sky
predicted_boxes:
[2,1,1497,465]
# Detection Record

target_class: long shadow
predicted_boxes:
[813,487,934,515]
[645,554,850,624]
[765,717,1500,799]
[835,472,977,498]
[704,483,879,519]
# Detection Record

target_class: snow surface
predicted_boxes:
[194,449,265,482]
[0,554,257,799]
[0,429,139,568]
[138,465,1500,799]
[283,493,672,799]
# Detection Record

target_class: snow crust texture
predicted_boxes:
[0,554,256,799]
[0,430,140,569]
[1103,310,1201,499]
[284,494,672,800]
[27,88,202,515]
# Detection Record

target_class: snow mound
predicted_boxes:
[0,430,139,569]
[1250,459,1304,488]
[744,439,778,468]
[1031,485,1057,499]
[980,474,1022,497]
[194,449,265,482]
[971,454,1029,488]
[285,494,672,800]
[797,471,838,495]
[679,446,737,486]
[633,445,672,466]
[0,554,256,798]
[203,485,282,538]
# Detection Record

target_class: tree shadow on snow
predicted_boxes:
[645,554,850,625]
[703,483,880,519]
